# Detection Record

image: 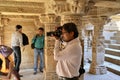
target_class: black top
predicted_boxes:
[22,33,29,46]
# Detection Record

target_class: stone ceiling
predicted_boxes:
[0,0,120,20]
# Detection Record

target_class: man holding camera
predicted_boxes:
[54,22,82,80]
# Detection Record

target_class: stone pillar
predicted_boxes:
[99,16,108,41]
[0,17,10,73]
[40,14,60,80]
[0,18,9,45]
[61,13,84,80]
[0,17,3,45]
[89,16,107,74]
[0,25,4,45]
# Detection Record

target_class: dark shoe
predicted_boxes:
[40,69,43,73]
[33,72,37,75]
[19,74,23,77]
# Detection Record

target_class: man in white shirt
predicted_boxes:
[11,25,23,76]
[54,22,82,80]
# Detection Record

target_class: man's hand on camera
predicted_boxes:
[54,36,60,40]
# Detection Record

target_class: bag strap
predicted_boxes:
[81,53,84,68]
[81,40,84,68]
[33,35,37,43]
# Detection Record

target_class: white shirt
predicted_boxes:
[54,37,82,78]
[11,31,23,47]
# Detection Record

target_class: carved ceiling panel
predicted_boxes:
[0,0,119,20]
[0,1,45,14]
[94,1,120,8]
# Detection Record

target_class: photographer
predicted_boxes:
[53,22,82,80]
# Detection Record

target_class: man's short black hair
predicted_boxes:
[0,58,3,67]
[16,25,22,31]
[38,27,44,31]
[62,22,79,38]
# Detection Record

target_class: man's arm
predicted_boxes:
[7,61,20,80]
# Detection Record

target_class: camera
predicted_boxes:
[47,26,62,37]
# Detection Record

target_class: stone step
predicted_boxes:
[104,40,117,44]
[104,61,120,75]
[113,31,120,36]
[104,43,109,48]
[105,54,120,65]
[104,40,111,44]
[99,36,104,39]
[111,36,120,41]
[115,31,120,34]
[105,48,120,56]
[108,44,120,50]
[114,33,120,36]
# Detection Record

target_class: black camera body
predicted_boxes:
[47,26,62,37]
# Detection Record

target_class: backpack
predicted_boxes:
[22,33,29,46]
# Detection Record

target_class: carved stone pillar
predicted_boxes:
[99,16,108,40]
[0,17,10,73]
[0,17,3,45]
[40,14,60,80]
[0,17,9,45]
[0,24,4,45]
[81,16,90,39]
[89,16,107,74]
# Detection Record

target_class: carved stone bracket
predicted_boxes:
[45,0,86,15]
[45,0,70,14]
[67,0,85,14]
[34,17,44,28]
[40,13,61,24]
[1,18,10,26]
[84,0,95,15]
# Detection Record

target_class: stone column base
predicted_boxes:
[89,65,107,74]
[44,71,58,80]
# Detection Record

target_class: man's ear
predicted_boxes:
[70,32,74,36]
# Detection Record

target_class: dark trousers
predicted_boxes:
[59,76,79,80]
[12,46,21,72]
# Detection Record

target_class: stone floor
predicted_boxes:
[20,69,44,80]
[0,68,119,80]
[18,68,120,80]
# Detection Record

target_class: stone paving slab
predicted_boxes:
[1,68,119,80]
[19,68,120,80]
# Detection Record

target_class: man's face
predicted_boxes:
[18,28,22,33]
[61,28,74,42]
[37,29,43,35]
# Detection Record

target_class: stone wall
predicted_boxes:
[4,19,37,69]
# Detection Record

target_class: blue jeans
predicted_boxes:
[12,46,21,72]
[34,48,44,72]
